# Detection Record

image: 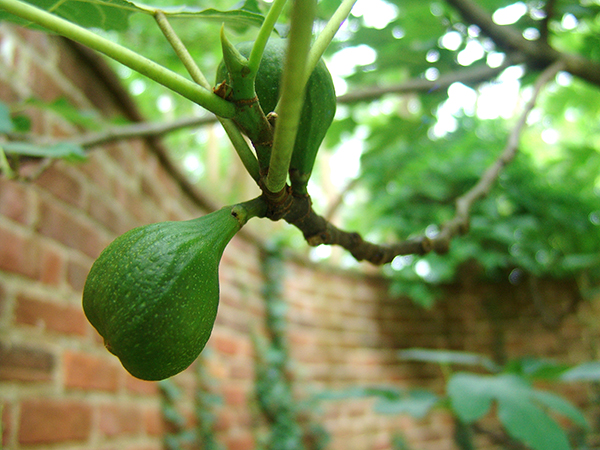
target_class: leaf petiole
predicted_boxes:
[248,0,288,74]
[0,0,236,118]
[153,11,260,182]
[264,0,316,193]
[307,0,358,79]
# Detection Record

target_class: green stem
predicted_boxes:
[219,119,261,183]
[153,10,211,89]
[232,196,268,225]
[248,0,288,74]
[0,147,16,179]
[0,0,235,118]
[307,0,357,78]
[264,0,316,193]
[153,11,260,182]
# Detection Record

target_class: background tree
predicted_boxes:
[2,1,599,311]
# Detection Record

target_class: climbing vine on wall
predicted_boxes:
[254,246,329,450]
[159,353,223,450]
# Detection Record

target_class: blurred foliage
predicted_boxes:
[324,0,600,306]
[254,245,330,450]
[3,0,600,306]
[317,348,599,450]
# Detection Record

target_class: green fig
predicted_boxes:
[216,38,336,194]
[82,206,246,381]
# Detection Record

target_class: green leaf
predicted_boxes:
[27,98,103,131]
[373,389,439,419]
[447,373,495,423]
[504,357,572,380]
[0,0,137,31]
[131,0,265,29]
[398,348,499,372]
[448,373,585,450]
[0,102,14,133]
[561,361,600,382]
[530,390,588,429]
[0,0,265,32]
[2,141,87,161]
[497,391,570,450]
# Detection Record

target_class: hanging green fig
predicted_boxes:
[82,204,256,381]
[216,38,336,194]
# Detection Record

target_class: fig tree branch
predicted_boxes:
[0,0,236,118]
[6,59,523,156]
[540,0,557,44]
[444,0,600,88]
[429,59,565,253]
[337,56,520,103]
[272,60,565,265]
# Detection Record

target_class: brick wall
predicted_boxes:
[1,25,598,450]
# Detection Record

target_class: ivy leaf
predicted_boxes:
[373,389,439,419]
[0,0,265,32]
[448,373,586,450]
[447,373,495,423]
[561,361,600,382]
[2,141,87,162]
[398,348,500,372]
[0,102,14,134]
[131,0,265,29]
[0,0,137,31]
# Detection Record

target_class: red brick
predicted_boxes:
[143,406,164,436]
[222,384,246,406]
[88,190,132,235]
[37,198,108,258]
[0,281,7,319]
[67,256,92,292]
[125,372,159,395]
[212,333,241,355]
[124,445,163,450]
[2,402,12,448]
[99,403,142,437]
[63,350,120,392]
[226,432,254,450]
[15,294,87,336]
[214,409,234,432]
[18,399,92,444]
[0,225,39,279]
[35,164,85,208]
[0,178,36,225]
[39,242,66,285]
[0,342,54,382]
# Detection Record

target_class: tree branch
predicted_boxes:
[444,0,600,87]
[539,0,557,44]
[337,56,520,103]
[266,60,564,265]
[429,60,565,253]
[6,58,524,154]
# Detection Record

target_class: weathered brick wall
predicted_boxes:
[1,25,598,450]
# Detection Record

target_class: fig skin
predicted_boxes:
[216,38,336,193]
[83,207,243,381]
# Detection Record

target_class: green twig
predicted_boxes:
[154,10,211,89]
[0,0,235,118]
[264,0,316,193]
[0,147,16,178]
[219,119,260,182]
[233,196,268,224]
[248,0,288,74]
[153,10,260,182]
[307,0,357,79]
